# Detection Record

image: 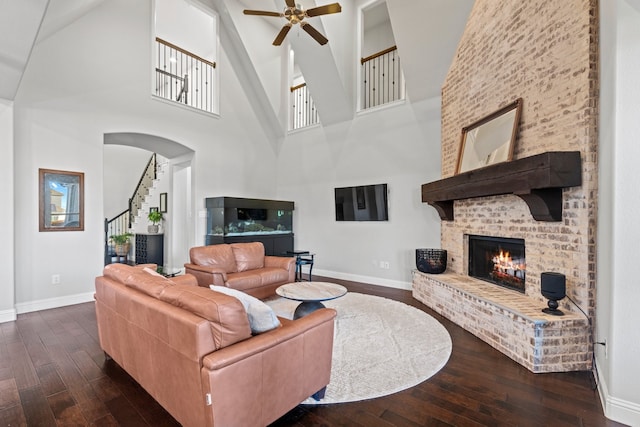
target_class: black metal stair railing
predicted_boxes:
[104,210,131,263]
[129,153,157,224]
[361,45,405,110]
[155,37,216,113]
[104,154,158,264]
[290,82,319,130]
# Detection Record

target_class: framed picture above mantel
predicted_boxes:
[456,98,523,175]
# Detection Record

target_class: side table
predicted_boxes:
[286,250,315,281]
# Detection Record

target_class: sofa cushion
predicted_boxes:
[225,271,263,291]
[231,242,265,272]
[159,284,251,349]
[103,263,157,284]
[124,270,174,298]
[257,267,291,285]
[190,244,237,273]
[209,285,281,334]
[142,266,164,277]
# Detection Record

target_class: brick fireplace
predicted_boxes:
[413,0,598,373]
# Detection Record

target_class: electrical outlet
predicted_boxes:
[51,274,61,285]
[379,261,385,269]
[383,261,390,269]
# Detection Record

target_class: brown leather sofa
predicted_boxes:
[95,263,336,427]
[184,242,296,299]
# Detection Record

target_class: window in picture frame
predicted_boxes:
[39,168,84,232]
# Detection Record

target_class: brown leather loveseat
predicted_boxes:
[94,263,336,427]
[184,242,295,299]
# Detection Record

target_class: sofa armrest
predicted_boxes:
[184,263,227,287]
[264,256,296,282]
[170,274,198,287]
[200,308,336,426]
[202,308,336,370]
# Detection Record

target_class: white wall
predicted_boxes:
[227,0,287,124]
[277,97,442,289]
[0,99,15,322]
[156,0,216,61]
[12,0,278,310]
[597,0,640,425]
[363,20,395,58]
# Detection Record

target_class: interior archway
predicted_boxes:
[103,132,195,272]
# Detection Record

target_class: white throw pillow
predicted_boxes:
[209,285,281,334]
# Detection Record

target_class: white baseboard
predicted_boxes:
[15,292,95,315]
[0,307,17,323]
[595,358,640,426]
[312,268,412,291]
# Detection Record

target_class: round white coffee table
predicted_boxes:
[276,282,347,319]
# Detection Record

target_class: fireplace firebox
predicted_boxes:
[468,235,526,293]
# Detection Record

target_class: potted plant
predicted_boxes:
[148,210,163,233]
[111,233,133,256]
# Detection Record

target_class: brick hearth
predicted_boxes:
[412,271,591,373]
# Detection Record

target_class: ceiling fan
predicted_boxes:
[243,0,342,46]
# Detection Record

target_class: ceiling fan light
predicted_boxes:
[245,1,341,46]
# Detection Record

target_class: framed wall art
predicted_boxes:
[160,192,168,213]
[456,98,523,174]
[39,168,84,232]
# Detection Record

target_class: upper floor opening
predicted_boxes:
[153,0,219,115]
[359,0,405,112]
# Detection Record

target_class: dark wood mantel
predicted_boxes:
[421,151,582,221]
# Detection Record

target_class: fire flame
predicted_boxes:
[492,250,525,273]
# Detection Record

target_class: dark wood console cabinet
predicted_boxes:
[135,233,164,266]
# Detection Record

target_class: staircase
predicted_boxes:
[130,158,169,234]
[105,154,169,264]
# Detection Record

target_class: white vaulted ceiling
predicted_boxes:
[0,0,50,99]
[0,0,474,138]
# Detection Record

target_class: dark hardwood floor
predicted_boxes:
[0,276,624,426]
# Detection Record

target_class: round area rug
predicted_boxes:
[266,292,452,404]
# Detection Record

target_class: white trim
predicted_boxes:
[595,357,640,426]
[0,307,17,323]
[151,94,220,119]
[15,292,95,315]
[287,122,321,135]
[356,98,407,117]
[312,268,411,291]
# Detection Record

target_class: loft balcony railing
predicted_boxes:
[155,37,216,113]
[361,45,405,110]
[290,82,319,130]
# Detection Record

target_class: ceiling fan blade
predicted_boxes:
[305,3,342,17]
[300,22,328,45]
[273,24,292,46]
[285,0,296,8]
[243,9,282,17]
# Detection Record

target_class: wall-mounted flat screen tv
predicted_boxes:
[335,184,388,221]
